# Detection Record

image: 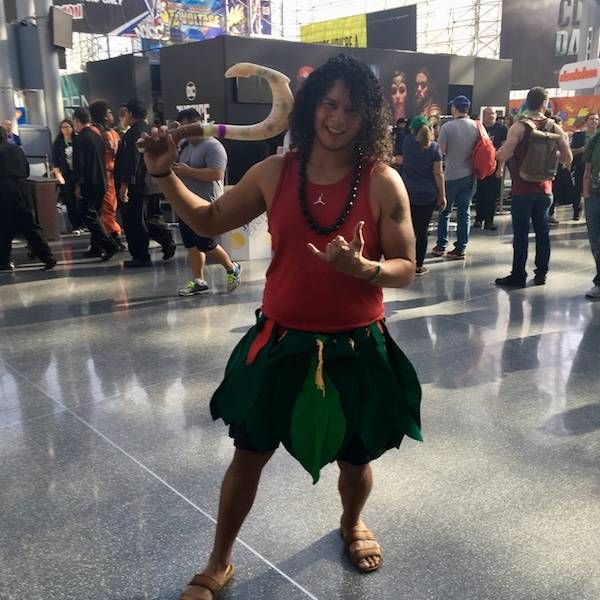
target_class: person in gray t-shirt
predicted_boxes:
[432,96,479,259]
[172,109,241,295]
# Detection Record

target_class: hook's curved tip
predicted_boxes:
[225,62,291,85]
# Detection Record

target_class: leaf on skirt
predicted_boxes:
[291,353,347,484]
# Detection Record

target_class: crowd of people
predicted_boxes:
[1,98,241,294]
[1,77,600,302]
[391,87,599,298]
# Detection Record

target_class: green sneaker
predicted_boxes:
[178,280,209,296]
[226,262,242,292]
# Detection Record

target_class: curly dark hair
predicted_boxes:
[89,99,111,125]
[289,54,391,162]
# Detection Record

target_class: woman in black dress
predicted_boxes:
[52,119,84,233]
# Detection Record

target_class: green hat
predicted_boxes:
[409,115,430,131]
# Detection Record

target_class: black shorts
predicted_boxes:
[230,423,373,466]
[178,218,218,251]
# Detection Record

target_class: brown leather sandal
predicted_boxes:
[180,564,234,599]
[341,525,383,573]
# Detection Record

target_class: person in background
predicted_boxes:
[0,126,56,271]
[72,107,120,261]
[89,100,126,251]
[494,87,572,288]
[116,105,129,138]
[570,113,599,221]
[391,117,408,175]
[582,122,600,299]
[173,108,241,295]
[431,95,479,260]
[549,114,574,225]
[402,115,446,275]
[474,107,507,230]
[114,99,175,267]
[52,119,84,235]
[2,119,21,146]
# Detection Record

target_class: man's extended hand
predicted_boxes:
[139,126,179,175]
[307,221,375,280]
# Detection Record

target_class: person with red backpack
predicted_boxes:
[431,95,481,260]
[494,87,572,288]
[474,107,507,230]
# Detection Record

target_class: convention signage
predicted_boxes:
[509,94,600,130]
[300,6,416,51]
[300,15,367,48]
[53,0,148,35]
[500,0,593,89]
[55,1,270,43]
[558,58,600,89]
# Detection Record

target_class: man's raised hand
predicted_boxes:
[307,221,370,278]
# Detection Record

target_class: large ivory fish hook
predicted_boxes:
[138,63,293,151]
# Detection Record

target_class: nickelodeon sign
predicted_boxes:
[559,59,600,90]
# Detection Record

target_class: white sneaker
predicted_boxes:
[585,285,600,298]
[226,262,242,292]
[178,280,209,296]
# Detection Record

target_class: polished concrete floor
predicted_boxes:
[1,206,599,600]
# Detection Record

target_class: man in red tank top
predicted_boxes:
[495,87,572,287]
[140,55,421,599]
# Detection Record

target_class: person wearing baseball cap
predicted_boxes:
[431,95,479,260]
[451,95,471,113]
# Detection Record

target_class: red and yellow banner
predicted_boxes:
[509,95,600,132]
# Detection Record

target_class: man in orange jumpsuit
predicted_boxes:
[89,100,126,251]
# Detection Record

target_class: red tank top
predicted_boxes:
[511,118,553,196]
[261,153,384,332]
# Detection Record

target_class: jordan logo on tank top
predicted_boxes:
[313,193,325,206]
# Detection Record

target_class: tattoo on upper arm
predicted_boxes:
[390,201,403,224]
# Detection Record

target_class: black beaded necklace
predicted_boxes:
[298,149,364,236]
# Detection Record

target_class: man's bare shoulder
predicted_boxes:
[370,161,404,190]
[253,153,286,174]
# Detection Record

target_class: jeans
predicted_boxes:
[475,174,500,225]
[437,175,476,252]
[411,202,436,267]
[510,194,552,279]
[585,196,600,286]
[0,180,54,265]
[122,193,174,261]
[81,186,118,253]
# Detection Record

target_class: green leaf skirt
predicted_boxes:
[210,311,422,483]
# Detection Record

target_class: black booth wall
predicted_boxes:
[160,36,453,181]
[472,58,512,114]
[447,55,512,114]
[161,36,453,125]
[159,36,511,182]
[87,55,153,120]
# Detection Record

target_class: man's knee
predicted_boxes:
[230,448,273,476]
[337,460,371,477]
